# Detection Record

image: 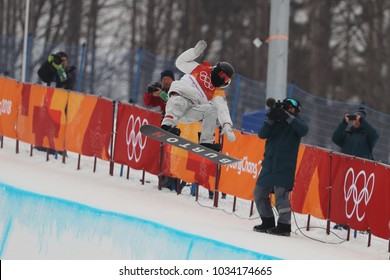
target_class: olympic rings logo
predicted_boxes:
[343,167,375,221]
[199,71,214,90]
[125,115,148,162]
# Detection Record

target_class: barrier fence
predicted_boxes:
[0,76,389,248]
[2,35,390,164]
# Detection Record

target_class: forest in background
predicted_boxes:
[1,0,390,113]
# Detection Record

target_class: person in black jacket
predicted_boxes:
[38,51,76,90]
[332,105,379,160]
[253,98,308,236]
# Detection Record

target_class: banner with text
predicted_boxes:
[218,131,264,200]
[0,77,22,138]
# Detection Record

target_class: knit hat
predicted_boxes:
[160,69,175,81]
[356,105,367,119]
[56,51,68,59]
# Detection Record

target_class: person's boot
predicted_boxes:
[267,222,291,237]
[161,125,181,136]
[253,216,276,233]
[200,142,222,152]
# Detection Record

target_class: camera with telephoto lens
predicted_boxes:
[148,82,162,93]
[347,114,357,121]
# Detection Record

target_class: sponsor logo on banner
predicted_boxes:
[226,156,262,178]
[0,99,12,115]
[344,167,375,221]
[125,115,148,162]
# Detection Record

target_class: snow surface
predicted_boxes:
[0,138,388,260]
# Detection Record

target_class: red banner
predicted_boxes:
[330,153,390,239]
[113,103,161,174]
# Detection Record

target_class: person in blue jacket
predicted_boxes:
[253,98,308,236]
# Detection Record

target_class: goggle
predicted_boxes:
[285,98,298,107]
[218,71,231,85]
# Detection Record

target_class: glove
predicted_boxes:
[159,91,168,102]
[193,40,207,56]
[267,107,279,121]
[221,123,236,142]
[277,107,289,121]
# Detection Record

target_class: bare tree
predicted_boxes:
[65,0,83,65]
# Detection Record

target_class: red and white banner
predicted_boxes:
[330,153,390,239]
[113,103,162,174]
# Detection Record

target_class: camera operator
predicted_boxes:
[332,105,379,161]
[253,98,308,237]
[143,69,175,116]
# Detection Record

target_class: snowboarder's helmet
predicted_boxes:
[211,62,234,88]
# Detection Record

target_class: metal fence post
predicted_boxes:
[288,81,294,97]
[25,33,32,82]
[132,47,143,103]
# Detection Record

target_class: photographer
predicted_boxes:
[253,98,308,237]
[38,51,76,90]
[143,69,178,190]
[143,69,175,116]
[331,105,379,230]
[332,105,379,161]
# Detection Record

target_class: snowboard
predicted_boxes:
[140,124,241,165]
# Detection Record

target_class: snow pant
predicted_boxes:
[254,184,291,225]
[161,94,218,144]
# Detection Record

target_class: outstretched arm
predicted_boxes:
[175,40,207,74]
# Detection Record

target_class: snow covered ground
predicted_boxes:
[0,138,389,260]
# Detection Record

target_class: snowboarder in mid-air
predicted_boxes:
[160,40,236,151]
